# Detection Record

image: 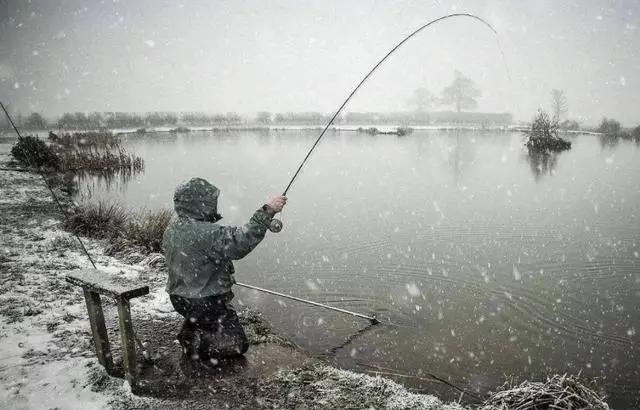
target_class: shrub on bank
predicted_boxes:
[11,136,61,170]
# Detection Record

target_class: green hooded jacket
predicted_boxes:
[162,178,275,298]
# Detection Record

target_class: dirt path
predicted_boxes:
[0,141,465,409]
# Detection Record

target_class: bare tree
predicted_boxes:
[256,111,272,124]
[440,71,481,113]
[24,112,48,129]
[407,88,436,112]
[550,89,568,121]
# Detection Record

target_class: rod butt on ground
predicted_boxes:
[235,281,379,324]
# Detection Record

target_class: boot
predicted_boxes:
[198,327,247,361]
[177,323,201,360]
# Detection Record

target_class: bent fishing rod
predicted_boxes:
[267,12,508,234]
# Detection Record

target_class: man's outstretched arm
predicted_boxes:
[221,196,286,260]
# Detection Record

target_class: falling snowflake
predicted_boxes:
[513,265,521,281]
[406,283,421,297]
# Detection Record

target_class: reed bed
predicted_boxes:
[61,146,144,172]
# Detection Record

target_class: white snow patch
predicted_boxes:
[0,358,109,409]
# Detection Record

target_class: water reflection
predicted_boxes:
[599,134,621,149]
[447,132,478,187]
[73,167,140,201]
[525,150,559,180]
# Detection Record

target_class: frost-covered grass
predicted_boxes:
[479,374,609,410]
[258,362,465,410]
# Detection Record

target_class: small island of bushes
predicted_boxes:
[525,110,571,152]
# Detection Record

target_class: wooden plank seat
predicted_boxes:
[66,269,149,390]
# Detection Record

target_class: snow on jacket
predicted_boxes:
[162,177,274,298]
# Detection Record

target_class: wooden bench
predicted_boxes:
[66,269,149,390]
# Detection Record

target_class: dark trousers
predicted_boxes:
[170,292,248,360]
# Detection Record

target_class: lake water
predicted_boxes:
[76,129,640,407]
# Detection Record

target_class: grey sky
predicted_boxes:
[1,0,638,125]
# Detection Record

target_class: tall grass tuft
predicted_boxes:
[64,201,127,238]
[65,202,172,254]
[120,209,172,253]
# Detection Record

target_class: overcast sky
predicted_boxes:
[1,0,638,125]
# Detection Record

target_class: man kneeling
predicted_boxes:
[162,177,286,363]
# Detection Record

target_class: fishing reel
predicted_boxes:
[269,218,283,233]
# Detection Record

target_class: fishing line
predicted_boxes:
[1,101,97,269]
[2,101,157,360]
[281,13,511,198]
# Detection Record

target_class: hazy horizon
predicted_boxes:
[1,0,639,126]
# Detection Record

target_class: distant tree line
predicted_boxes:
[341,111,512,126]
[0,109,514,130]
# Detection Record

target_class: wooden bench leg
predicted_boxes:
[116,298,138,390]
[83,289,114,374]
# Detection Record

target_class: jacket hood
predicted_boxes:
[173,177,221,222]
